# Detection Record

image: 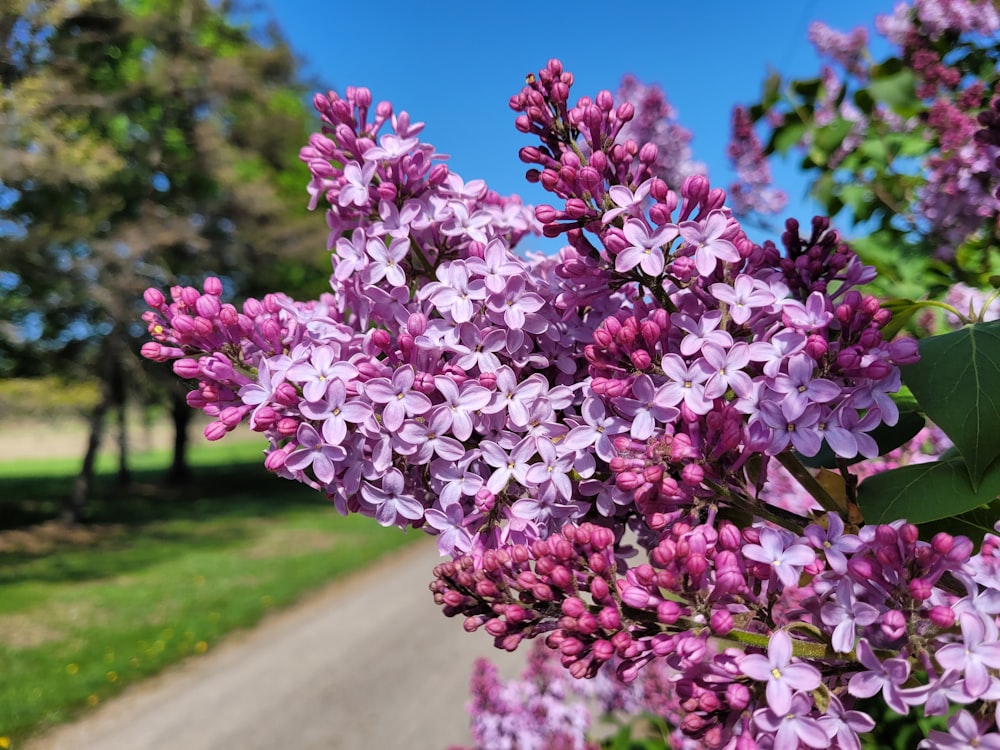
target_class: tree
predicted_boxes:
[0,0,328,519]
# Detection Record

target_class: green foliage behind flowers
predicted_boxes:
[0,377,100,420]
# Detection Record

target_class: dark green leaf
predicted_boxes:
[901,321,1000,487]
[858,455,1000,525]
[854,88,875,115]
[792,77,822,99]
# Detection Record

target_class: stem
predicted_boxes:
[915,299,970,324]
[703,478,809,534]
[775,451,844,517]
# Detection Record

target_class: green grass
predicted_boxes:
[0,438,420,745]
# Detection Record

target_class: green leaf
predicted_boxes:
[792,77,822,99]
[854,88,876,115]
[814,118,855,154]
[901,321,1000,487]
[891,385,920,414]
[858,455,1000,525]
[867,69,918,116]
[771,121,808,154]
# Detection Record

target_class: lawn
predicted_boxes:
[0,437,418,746]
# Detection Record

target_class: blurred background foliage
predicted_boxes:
[0,0,331,519]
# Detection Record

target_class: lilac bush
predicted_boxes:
[142,24,1000,750]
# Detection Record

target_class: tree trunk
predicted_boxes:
[113,360,130,486]
[64,394,110,524]
[167,391,192,484]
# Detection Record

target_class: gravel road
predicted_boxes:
[24,539,525,750]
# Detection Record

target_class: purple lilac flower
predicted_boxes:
[677,210,740,277]
[817,694,875,750]
[360,468,424,527]
[742,528,817,588]
[848,638,911,714]
[740,630,822,714]
[752,692,828,750]
[362,365,433,431]
[820,578,880,653]
[935,612,1000,698]
[918,710,1000,750]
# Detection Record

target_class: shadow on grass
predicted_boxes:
[0,459,320,529]
[0,459,336,586]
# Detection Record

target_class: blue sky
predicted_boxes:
[263,1,900,246]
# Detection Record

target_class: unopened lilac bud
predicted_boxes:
[726,683,751,711]
[928,605,955,629]
[589,150,608,172]
[630,349,652,370]
[805,334,827,360]
[639,142,659,164]
[680,463,704,486]
[274,383,298,407]
[264,446,290,472]
[219,406,244,428]
[534,204,557,224]
[561,597,586,618]
[195,295,221,319]
[204,421,229,441]
[276,417,298,437]
[484,618,507,636]
[881,609,907,640]
[144,288,165,307]
[565,198,589,218]
[620,584,650,608]
[590,576,611,602]
[427,163,449,185]
[173,358,201,379]
[252,406,276,431]
[710,609,734,634]
[219,305,239,327]
[657,601,681,624]
[519,146,542,164]
[948,535,973,562]
[376,182,397,201]
[180,286,200,307]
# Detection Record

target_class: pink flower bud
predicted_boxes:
[264,447,289,472]
[173,358,201,379]
[928,605,955,629]
[657,601,681,624]
[144,288,165,307]
[561,597,586,618]
[276,418,298,437]
[881,609,907,640]
[204,421,230,441]
[590,576,610,602]
[620,584,649,609]
[203,277,223,296]
[710,609,734,634]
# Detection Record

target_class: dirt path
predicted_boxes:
[24,538,524,750]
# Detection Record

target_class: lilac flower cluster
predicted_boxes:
[140,57,999,749]
[614,75,706,191]
[726,106,788,218]
[435,514,1000,749]
[807,21,870,78]
[455,640,679,750]
[143,61,916,557]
